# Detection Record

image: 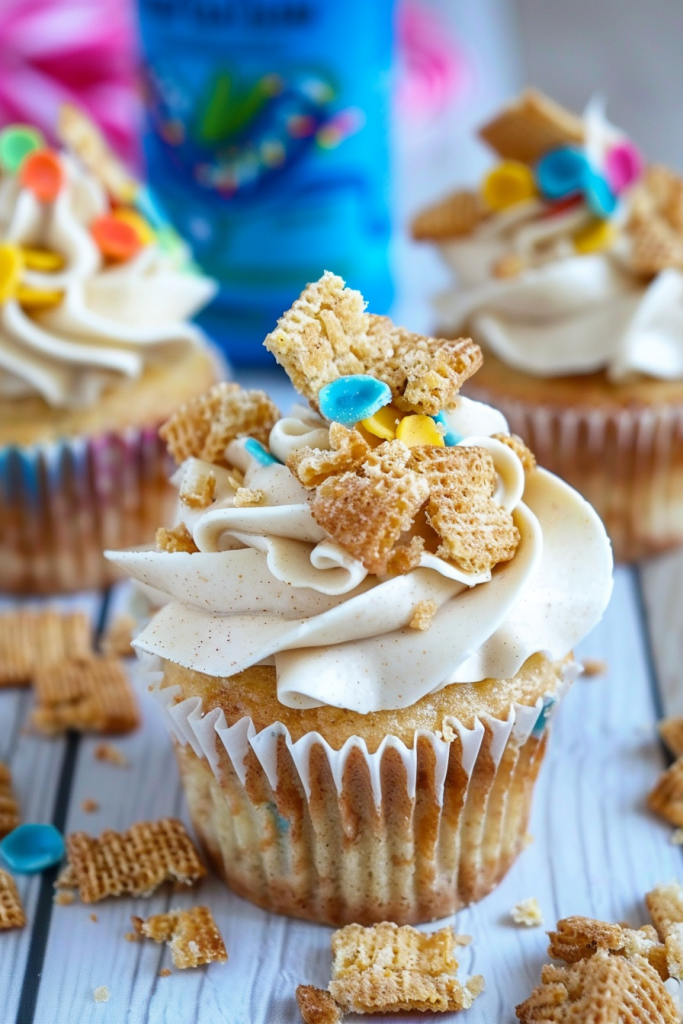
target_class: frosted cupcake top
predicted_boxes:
[0,108,216,409]
[108,273,612,714]
[414,90,683,383]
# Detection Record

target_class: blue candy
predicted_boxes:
[532,697,557,738]
[583,167,617,219]
[0,823,65,874]
[536,146,589,201]
[244,437,281,465]
[432,411,463,447]
[318,375,392,425]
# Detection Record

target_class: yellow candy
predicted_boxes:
[361,404,403,440]
[0,244,23,303]
[112,208,155,246]
[482,161,536,212]
[396,414,445,448]
[22,247,65,272]
[16,285,64,309]
[573,219,617,255]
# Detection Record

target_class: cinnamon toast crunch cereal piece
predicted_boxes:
[492,433,537,472]
[548,916,665,973]
[479,89,584,164]
[156,523,199,554]
[516,950,678,1023]
[646,883,683,980]
[659,719,683,759]
[160,383,280,465]
[287,423,371,488]
[410,445,520,574]
[296,986,342,1024]
[0,762,20,838]
[101,614,136,659]
[0,608,92,686]
[409,599,439,631]
[0,868,25,930]
[412,189,486,241]
[58,103,137,203]
[329,922,484,1014]
[133,906,227,969]
[32,656,139,735]
[310,441,429,574]
[649,757,683,827]
[64,818,205,903]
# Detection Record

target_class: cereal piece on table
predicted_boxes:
[328,921,484,1014]
[479,89,584,164]
[409,599,438,631]
[288,423,370,488]
[0,608,92,686]
[516,951,678,1023]
[646,883,683,980]
[295,985,342,1024]
[0,868,25,930]
[82,800,99,814]
[159,383,279,465]
[63,818,205,903]
[179,468,216,510]
[0,762,20,838]
[232,488,265,508]
[159,968,172,977]
[511,897,544,927]
[410,446,520,575]
[492,432,537,472]
[93,986,110,1004]
[310,442,429,575]
[101,614,136,659]
[411,189,486,241]
[53,890,75,906]
[32,656,139,735]
[133,906,227,969]
[547,915,666,971]
[581,658,608,678]
[156,523,199,554]
[649,758,683,827]
[94,743,128,767]
[659,719,683,759]
[58,104,137,202]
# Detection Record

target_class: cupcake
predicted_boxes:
[108,272,612,925]
[413,89,683,561]
[0,107,219,593]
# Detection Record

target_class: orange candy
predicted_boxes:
[90,214,143,262]
[19,150,64,203]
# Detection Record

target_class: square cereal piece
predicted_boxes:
[492,433,537,472]
[32,656,139,735]
[479,89,584,164]
[310,441,429,574]
[64,818,205,903]
[0,868,25,930]
[516,951,678,1024]
[288,423,371,488]
[547,916,666,976]
[0,608,93,686]
[0,761,20,838]
[647,883,683,980]
[328,921,484,1014]
[295,985,342,1024]
[649,758,683,827]
[159,383,280,466]
[133,906,227,969]
[412,189,486,241]
[156,523,199,554]
[410,446,520,574]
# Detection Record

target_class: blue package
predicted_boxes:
[137,0,395,364]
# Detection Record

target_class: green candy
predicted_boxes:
[0,125,44,173]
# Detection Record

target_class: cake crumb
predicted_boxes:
[409,599,439,631]
[53,891,75,906]
[93,986,110,1003]
[94,743,128,767]
[582,658,608,678]
[82,799,99,814]
[671,830,683,845]
[511,897,544,926]
[159,968,172,978]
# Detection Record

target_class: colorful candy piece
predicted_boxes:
[244,437,281,466]
[361,405,403,440]
[535,146,588,201]
[396,414,445,448]
[19,150,64,203]
[0,823,65,874]
[583,168,617,219]
[112,208,155,246]
[21,248,65,272]
[16,285,64,310]
[605,140,642,194]
[0,125,44,174]
[90,214,143,262]
[0,245,24,303]
[318,375,392,425]
[573,219,617,255]
[481,161,537,211]
[432,411,463,446]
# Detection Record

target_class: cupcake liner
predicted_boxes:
[149,662,577,926]
[466,382,683,562]
[0,426,175,593]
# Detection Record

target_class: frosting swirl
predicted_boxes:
[107,396,613,714]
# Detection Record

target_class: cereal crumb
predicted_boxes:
[93,986,110,1003]
[232,487,265,508]
[124,931,140,942]
[582,658,608,678]
[53,891,75,906]
[94,743,128,767]
[90,913,98,922]
[511,897,544,927]
[671,830,683,845]
[409,599,439,631]
[159,968,172,978]
[82,799,99,814]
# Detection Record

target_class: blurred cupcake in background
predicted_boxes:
[0,107,219,593]
[413,89,683,561]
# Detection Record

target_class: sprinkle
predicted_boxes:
[535,145,588,201]
[583,167,617,218]
[432,411,462,446]
[19,149,64,203]
[605,140,643,193]
[90,214,142,262]
[0,823,65,873]
[511,897,544,926]
[573,219,617,254]
[481,160,536,211]
[0,244,23,303]
[93,986,110,1003]
[318,374,392,426]
[396,414,445,448]
[0,125,44,174]
[361,404,403,441]
[112,208,155,246]
[244,437,280,466]
[21,247,65,272]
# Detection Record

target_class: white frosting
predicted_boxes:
[106,394,613,714]
[0,151,216,408]
[434,104,683,383]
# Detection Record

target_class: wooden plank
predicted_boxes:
[23,566,681,1022]
[638,550,683,718]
